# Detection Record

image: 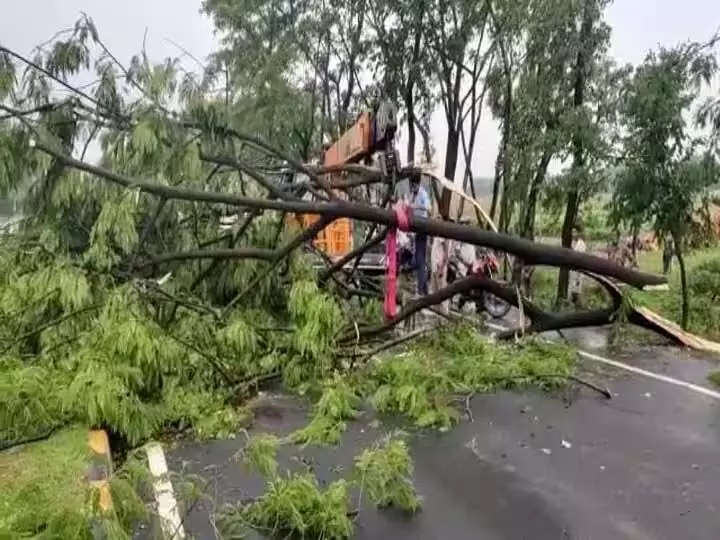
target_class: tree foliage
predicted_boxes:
[2,1,718,535]
[610,40,720,328]
[219,326,574,538]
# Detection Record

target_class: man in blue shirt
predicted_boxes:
[408,174,431,295]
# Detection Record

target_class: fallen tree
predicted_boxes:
[0,15,672,444]
[0,18,677,538]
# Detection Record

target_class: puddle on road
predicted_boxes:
[575,330,609,350]
[540,327,610,351]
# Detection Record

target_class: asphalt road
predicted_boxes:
[159,331,720,540]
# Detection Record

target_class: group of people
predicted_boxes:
[570,228,676,309]
[394,174,608,311]
[607,232,675,275]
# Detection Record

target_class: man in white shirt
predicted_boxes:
[449,219,477,277]
[569,226,587,308]
[454,241,477,277]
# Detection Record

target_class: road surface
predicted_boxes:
[148,327,720,540]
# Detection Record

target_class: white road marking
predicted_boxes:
[575,350,720,401]
[145,442,186,539]
[484,321,720,401]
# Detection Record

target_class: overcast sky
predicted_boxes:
[3,1,720,179]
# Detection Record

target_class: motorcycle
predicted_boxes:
[446,248,511,319]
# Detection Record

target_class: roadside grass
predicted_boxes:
[630,247,720,342]
[0,427,91,536]
[530,246,720,342]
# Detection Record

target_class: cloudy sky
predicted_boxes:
[3,1,720,179]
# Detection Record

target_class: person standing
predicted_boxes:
[608,232,620,263]
[569,226,587,308]
[408,174,431,295]
[662,236,674,275]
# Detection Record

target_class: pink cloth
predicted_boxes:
[384,204,411,320]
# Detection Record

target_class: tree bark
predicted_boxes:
[674,234,690,329]
[556,0,594,307]
[499,181,514,234]
[520,150,553,240]
[405,91,417,164]
[495,272,691,344]
[439,128,461,218]
[490,73,513,222]
[404,3,425,164]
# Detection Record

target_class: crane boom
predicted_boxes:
[324,111,372,168]
[323,100,399,171]
[295,99,400,258]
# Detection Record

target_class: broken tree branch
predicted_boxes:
[30,140,667,291]
[133,248,276,268]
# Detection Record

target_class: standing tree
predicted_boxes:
[611,40,718,328]
[422,0,496,217]
[554,0,612,306]
[366,0,434,163]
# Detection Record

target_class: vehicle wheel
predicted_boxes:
[482,291,511,319]
[480,269,511,319]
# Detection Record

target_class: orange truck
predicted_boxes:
[293,100,399,259]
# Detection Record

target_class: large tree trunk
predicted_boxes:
[439,128,460,218]
[674,234,690,329]
[630,226,639,264]
[490,75,513,222]
[556,191,580,306]
[458,103,485,223]
[520,150,552,240]
[490,142,504,222]
[438,53,464,219]
[443,119,461,178]
[499,181,514,234]
[556,0,594,307]
[336,11,364,132]
[406,94,417,164]
[404,5,425,164]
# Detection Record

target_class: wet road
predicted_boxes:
[161,332,720,539]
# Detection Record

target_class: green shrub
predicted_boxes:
[688,258,720,301]
[685,258,720,339]
[632,254,720,341]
